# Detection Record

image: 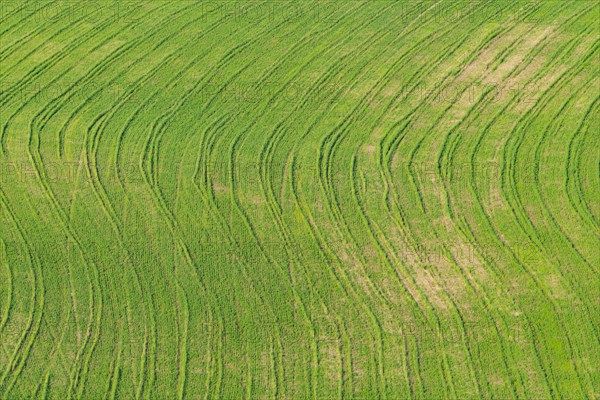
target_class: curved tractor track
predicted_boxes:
[0,1,598,399]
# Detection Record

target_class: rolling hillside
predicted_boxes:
[0,1,598,399]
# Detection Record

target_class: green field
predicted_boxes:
[0,1,599,399]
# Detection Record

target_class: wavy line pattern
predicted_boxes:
[0,1,598,398]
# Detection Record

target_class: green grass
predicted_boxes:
[0,1,598,399]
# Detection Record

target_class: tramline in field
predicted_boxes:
[0,1,598,399]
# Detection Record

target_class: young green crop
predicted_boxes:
[0,1,598,399]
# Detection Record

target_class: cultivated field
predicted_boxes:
[0,1,598,399]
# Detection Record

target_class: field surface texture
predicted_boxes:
[0,1,599,399]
